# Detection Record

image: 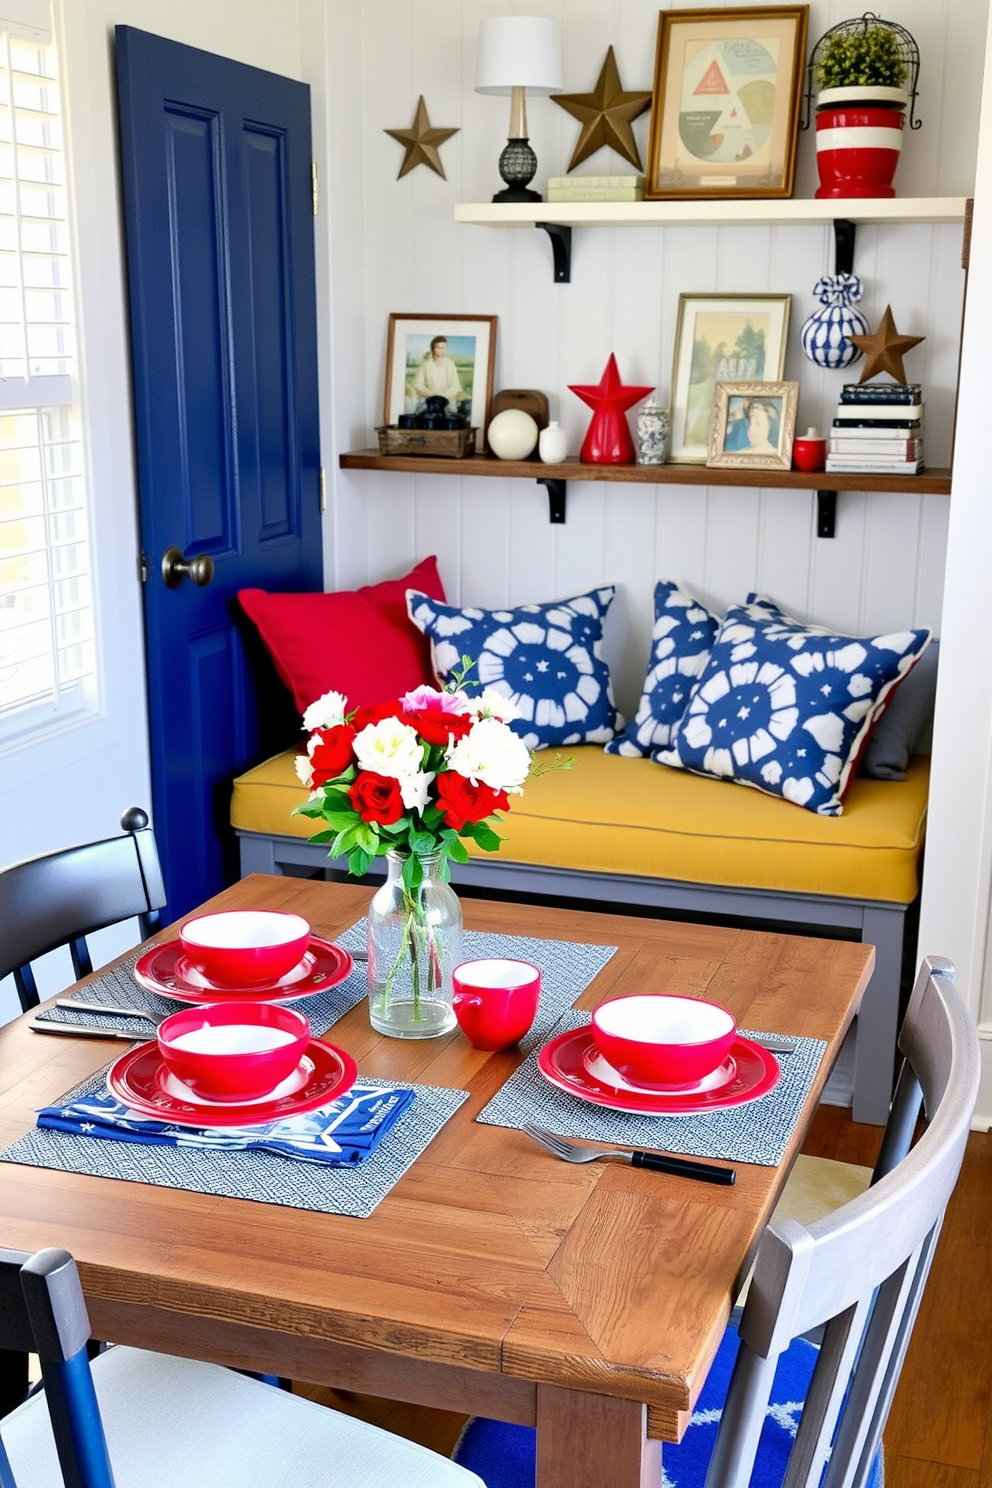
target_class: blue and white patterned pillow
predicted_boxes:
[407,586,620,750]
[605,580,719,757]
[654,603,931,815]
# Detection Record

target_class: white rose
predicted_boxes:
[302,689,348,733]
[353,717,424,779]
[471,686,522,724]
[445,717,531,794]
[294,753,314,789]
[398,770,435,813]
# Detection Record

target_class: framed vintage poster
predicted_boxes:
[706,380,799,470]
[646,7,808,200]
[383,314,497,447]
[669,293,791,463]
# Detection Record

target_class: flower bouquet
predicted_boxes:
[294,682,537,1038]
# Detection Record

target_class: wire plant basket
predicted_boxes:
[802,12,921,131]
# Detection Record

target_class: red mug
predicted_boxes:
[451,959,541,1051]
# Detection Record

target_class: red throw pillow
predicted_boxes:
[238,556,446,716]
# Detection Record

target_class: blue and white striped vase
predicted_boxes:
[800,273,869,369]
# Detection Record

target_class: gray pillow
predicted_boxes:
[860,640,939,780]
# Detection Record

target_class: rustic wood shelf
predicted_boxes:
[339,450,951,534]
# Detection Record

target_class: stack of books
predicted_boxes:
[826,383,924,475]
[546,174,645,202]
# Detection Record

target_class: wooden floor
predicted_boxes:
[297,1102,992,1484]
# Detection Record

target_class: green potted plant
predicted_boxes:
[809,13,916,199]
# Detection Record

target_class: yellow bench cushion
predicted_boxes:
[231,746,929,906]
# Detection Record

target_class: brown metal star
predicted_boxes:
[552,47,652,172]
[847,306,926,384]
[385,97,458,180]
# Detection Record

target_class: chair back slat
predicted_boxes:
[0,811,164,1012]
[704,958,980,1488]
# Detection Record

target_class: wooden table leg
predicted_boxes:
[536,1384,662,1488]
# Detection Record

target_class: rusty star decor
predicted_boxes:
[569,354,654,464]
[553,47,652,173]
[385,97,458,180]
[848,306,926,384]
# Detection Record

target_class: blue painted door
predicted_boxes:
[115,27,322,918]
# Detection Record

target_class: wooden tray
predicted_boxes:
[376,425,477,458]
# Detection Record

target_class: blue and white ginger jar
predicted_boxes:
[800,273,869,370]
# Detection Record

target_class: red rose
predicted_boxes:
[401,704,473,747]
[349,770,404,825]
[435,771,509,830]
[350,701,402,732]
[309,724,356,787]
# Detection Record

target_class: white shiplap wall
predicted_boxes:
[312,0,983,720]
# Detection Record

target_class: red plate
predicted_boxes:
[107,1037,358,1127]
[133,936,353,1004]
[538,1027,779,1116]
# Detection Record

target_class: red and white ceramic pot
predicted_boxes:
[814,86,908,199]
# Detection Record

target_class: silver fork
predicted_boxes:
[522,1123,736,1186]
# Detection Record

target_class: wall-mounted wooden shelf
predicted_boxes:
[339,450,951,536]
[454,197,970,281]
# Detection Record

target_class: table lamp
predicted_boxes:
[475,15,562,203]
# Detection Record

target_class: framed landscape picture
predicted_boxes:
[707,380,799,470]
[646,6,808,200]
[383,314,497,448]
[669,293,791,463]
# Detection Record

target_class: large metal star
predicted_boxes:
[847,306,925,384]
[553,47,652,172]
[385,97,459,180]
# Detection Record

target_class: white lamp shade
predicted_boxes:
[475,16,563,95]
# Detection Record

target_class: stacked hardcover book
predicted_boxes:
[826,383,924,475]
[546,174,645,202]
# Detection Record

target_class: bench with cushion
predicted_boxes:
[232,744,929,1125]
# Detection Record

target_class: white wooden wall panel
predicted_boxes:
[319,0,985,717]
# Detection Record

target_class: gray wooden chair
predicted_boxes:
[705,954,980,1488]
[0,808,165,1013]
[0,1246,484,1488]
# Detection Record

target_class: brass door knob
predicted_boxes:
[161,547,215,589]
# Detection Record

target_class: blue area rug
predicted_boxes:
[454,1329,883,1487]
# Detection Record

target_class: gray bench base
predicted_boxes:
[238,830,908,1126]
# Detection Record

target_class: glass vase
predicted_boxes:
[367,850,462,1038]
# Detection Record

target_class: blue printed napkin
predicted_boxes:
[37,1083,415,1167]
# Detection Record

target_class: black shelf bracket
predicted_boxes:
[537,475,567,523]
[537,222,571,283]
[833,218,856,277]
[817,489,838,539]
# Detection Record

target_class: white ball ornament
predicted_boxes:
[486,408,539,460]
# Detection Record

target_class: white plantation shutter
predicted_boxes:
[0,18,96,742]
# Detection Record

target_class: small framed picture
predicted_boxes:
[646,6,808,201]
[383,314,497,447]
[707,381,799,470]
[669,292,791,463]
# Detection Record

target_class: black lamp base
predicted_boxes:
[493,137,542,204]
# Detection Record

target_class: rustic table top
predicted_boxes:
[0,874,872,1462]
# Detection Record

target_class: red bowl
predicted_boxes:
[179,910,311,986]
[591,994,736,1088]
[157,1001,311,1102]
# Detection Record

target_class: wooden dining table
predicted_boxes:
[0,874,873,1487]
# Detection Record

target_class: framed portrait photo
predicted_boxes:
[383,314,497,449]
[646,6,808,200]
[707,380,799,470]
[669,292,791,463]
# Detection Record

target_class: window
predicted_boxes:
[0,18,95,746]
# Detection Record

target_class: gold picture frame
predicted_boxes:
[383,314,498,450]
[707,380,799,470]
[669,292,791,463]
[646,6,808,200]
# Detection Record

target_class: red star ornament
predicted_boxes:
[568,354,653,464]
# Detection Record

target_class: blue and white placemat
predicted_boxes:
[1,1063,468,1219]
[33,923,616,1047]
[476,1012,827,1168]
